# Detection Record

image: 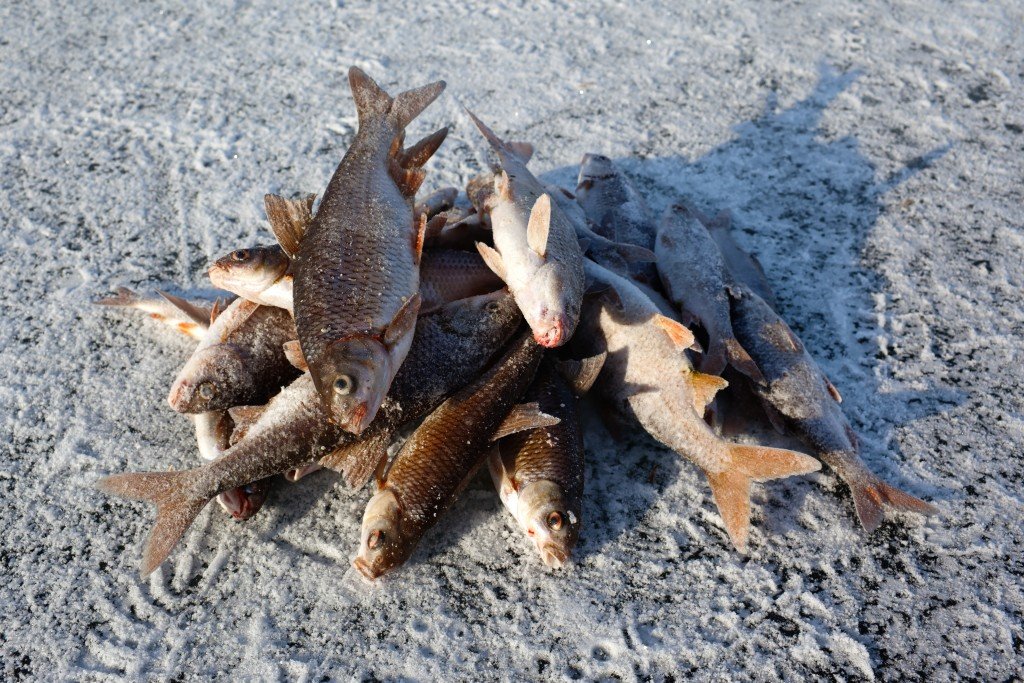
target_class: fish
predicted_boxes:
[490,354,604,568]
[166,296,301,414]
[655,203,764,383]
[575,259,820,551]
[191,409,272,522]
[574,154,659,283]
[210,245,502,315]
[290,67,447,434]
[466,112,585,348]
[728,285,938,531]
[353,332,552,580]
[698,208,778,309]
[207,245,293,311]
[415,186,459,222]
[94,287,216,341]
[96,292,521,575]
[546,184,656,279]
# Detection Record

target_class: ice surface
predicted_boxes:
[1,0,1022,680]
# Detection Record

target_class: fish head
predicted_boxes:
[518,264,577,348]
[208,245,290,292]
[575,153,616,194]
[168,345,251,413]
[217,479,272,520]
[311,335,390,435]
[518,480,580,568]
[353,489,410,580]
[437,289,521,339]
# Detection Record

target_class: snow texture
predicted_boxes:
[2,1,1022,680]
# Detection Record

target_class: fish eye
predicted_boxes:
[231,249,250,262]
[546,511,563,531]
[333,375,355,396]
[485,300,501,313]
[198,382,217,400]
[368,529,384,549]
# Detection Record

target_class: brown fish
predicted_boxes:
[353,332,551,579]
[291,67,447,434]
[210,245,501,315]
[166,297,300,414]
[656,203,763,383]
[728,285,938,531]
[576,260,820,551]
[97,292,521,575]
[490,354,604,567]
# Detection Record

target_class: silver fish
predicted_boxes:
[656,203,763,383]
[291,67,447,434]
[95,287,215,341]
[167,297,300,414]
[576,260,820,551]
[467,112,585,348]
[728,285,938,531]
[207,245,293,311]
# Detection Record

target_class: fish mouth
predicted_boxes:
[540,543,568,569]
[341,401,372,435]
[352,556,379,581]
[167,381,191,412]
[533,315,569,348]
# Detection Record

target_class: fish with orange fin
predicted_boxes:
[210,244,502,316]
[290,67,447,434]
[94,287,218,341]
[576,260,820,551]
[728,284,938,531]
[96,292,521,576]
[465,112,585,348]
[656,203,764,384]
[354,332,552,580]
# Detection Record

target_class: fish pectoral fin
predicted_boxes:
[526,194,552,258]
[491,402,561,441]
[282,340,308,371]
[652,314,697,351]
[557,351,608,396]
[689,371,729,414]
[264,193,315,258]
[506,140,534,164]
[476,242,508,281]
[723,338,766,386]
[412,213,427,266]
[321,429,392,490]
[156,290,212,328]
[383,294,422,348]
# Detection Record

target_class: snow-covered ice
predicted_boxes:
[1,1,1022,679]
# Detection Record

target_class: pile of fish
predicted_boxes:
[96,68,937,580]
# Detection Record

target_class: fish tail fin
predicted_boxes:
[96,471,209,576]
[348,66,393,125]
[846,471,939,532]
[390,79,446,131]
[707,444,821,551]
[723,337,766,385]
[94,286,141,308]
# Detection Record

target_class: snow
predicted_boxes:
[2,0,1023,679]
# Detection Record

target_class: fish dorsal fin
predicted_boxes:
[264,193,315,258]
[557,351,607,395]
[527,194,552,258]
[227,405,266,442]
[383,294,421,348]
[652,314,696,351]
[348,67,393,125]
[491,402,561,441]
[507,141,534,164]
[282,340,308,371]
[156,290,211,328]
[400,127,449,170]
[689,371,728,415]
[476,242,508,281]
